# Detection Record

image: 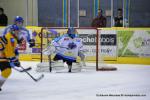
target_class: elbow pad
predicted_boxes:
[0,42,4,51]
[0,36,7,51]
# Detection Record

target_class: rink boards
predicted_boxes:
[0,26,150,65]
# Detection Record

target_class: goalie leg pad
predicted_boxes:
[78,51,86,66]
[78,51,85,61]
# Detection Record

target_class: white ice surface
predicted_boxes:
[0,61,150,100]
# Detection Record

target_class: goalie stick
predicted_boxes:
[48,55,52,72]
[45,33,53,72]
[20,66,44,82]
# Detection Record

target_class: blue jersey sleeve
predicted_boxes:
[54,34,66,42]
[21,27,31,42]
[3,25,12,35]
[3,25,31,43]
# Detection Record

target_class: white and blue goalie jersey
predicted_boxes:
[52,34,83,61]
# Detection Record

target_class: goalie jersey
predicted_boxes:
[52,34,83,61]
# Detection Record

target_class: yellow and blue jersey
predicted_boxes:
[0,32,18,62]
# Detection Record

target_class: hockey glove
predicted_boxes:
[15,48,19,56]
[29,39,35,47]
[9,57,21,67]
[68,42,77,49]
[17,37,24,44]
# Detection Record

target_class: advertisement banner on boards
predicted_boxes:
[77,29,97,57]
[98,30,117,59]
[118,30,150,57]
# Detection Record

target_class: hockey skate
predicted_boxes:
[68,65,72,73]
[81,61,86,67]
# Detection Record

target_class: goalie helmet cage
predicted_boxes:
[38,27,117,72]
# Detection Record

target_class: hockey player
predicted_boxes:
[52,27,83,72]
[0,25,21,91]
[49,28,86,66]
[3,16,35,47]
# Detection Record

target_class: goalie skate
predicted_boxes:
[56,62,82,73]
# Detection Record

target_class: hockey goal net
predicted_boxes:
[36,27,117,72]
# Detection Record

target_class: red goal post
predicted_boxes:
[38,27,117,71]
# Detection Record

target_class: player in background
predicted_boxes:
[0,25,21,91]
[52,27,83,72]
[3,16,35,47]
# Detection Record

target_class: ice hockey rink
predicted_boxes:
[0,61,150,100]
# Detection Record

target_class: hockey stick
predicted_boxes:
[13,67,32,72]
[20,66,44,82]
[20,67,32,72]
[48,55,52,72]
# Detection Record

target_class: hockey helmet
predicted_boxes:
[14,16,24,23]
[67,27,76,39]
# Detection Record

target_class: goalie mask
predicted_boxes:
[67,27,76,39]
